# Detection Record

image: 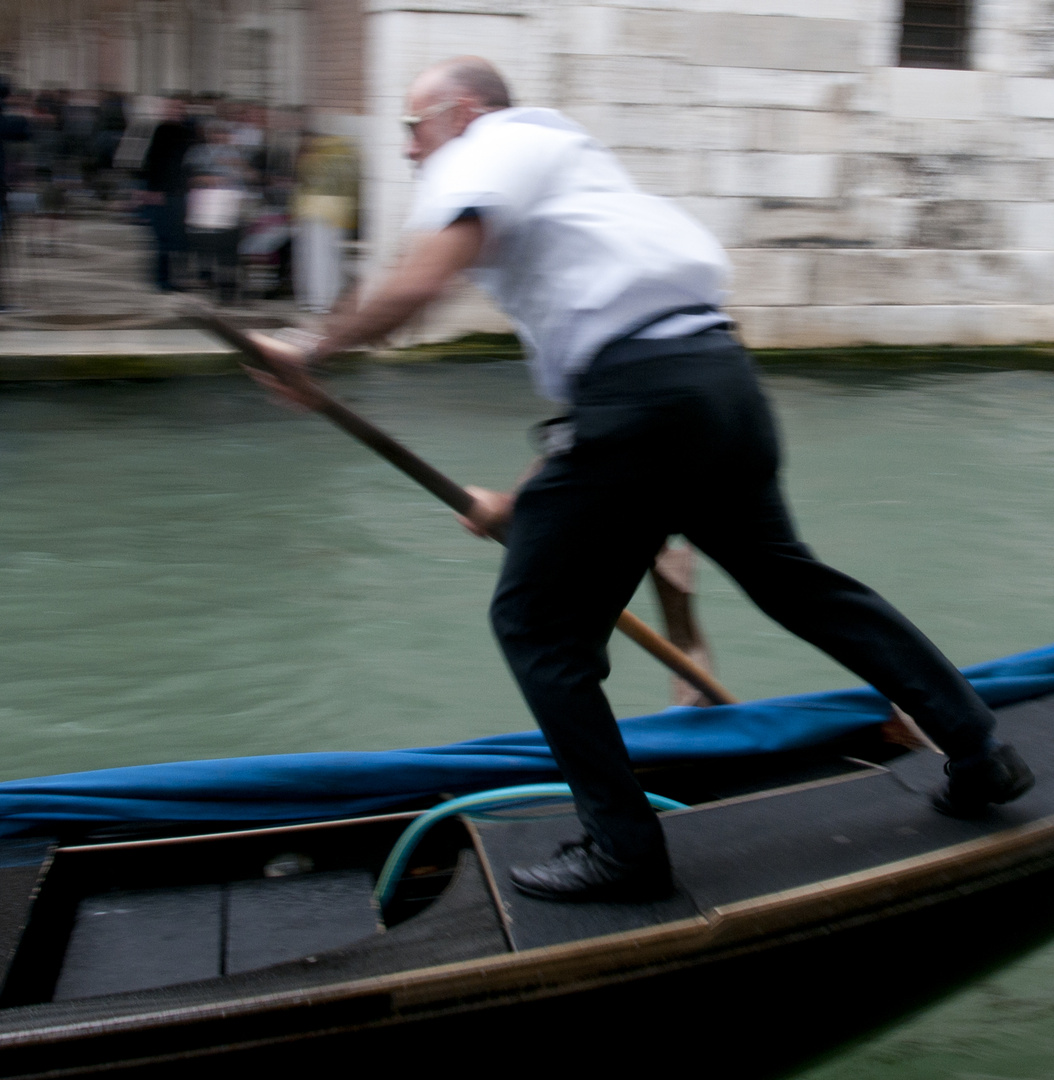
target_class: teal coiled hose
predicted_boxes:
[374,783,688,909]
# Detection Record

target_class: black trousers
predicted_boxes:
[490,329,996,865]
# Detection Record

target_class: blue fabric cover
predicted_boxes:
[2,644,1053,837]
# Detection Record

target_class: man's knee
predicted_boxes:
[490,585,614,689]
[488,587,520,651]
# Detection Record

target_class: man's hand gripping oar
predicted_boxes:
[198,310,737,706]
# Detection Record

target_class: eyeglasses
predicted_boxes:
[401,100,458,132]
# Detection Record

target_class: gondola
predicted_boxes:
[0,646,1053,1078]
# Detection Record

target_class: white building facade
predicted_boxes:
[364,0,1054,350]
[3,0,1054,350]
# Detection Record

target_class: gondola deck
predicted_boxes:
[467,693,1054,952]
[0,692,1052,1075]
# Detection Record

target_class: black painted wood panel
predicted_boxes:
[53,885,222,1000]
[0,839,55,995]
[226,870,378,974]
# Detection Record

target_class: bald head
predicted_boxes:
[403,57,513,164]
[415,57,513,111]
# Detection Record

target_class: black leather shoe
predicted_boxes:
[509,838,673,903]
[933,744,1035,818]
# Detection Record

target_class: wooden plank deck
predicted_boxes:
[53,869,379,999]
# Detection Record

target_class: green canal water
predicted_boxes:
[1,359,1054,1074]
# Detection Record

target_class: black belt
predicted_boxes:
[589,304,731,372]
[535,306,733,457]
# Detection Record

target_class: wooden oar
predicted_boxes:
[197,311,738,706]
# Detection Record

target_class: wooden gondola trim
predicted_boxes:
[462,819,517,952]
[5,810,1054,1052]
[57,810,423,856]
[664,763,884,815]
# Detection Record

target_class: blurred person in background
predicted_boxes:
[60,90,98,196]
[87,91,127,201]
[231,102,267,183]
[139,96,197,291]
[251,57,1033,903]
[184,120,247,305]
[0,79,30,311]
[291,122,358,314]
[238,105,300,299]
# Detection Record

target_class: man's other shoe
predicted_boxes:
[933,744,1035,818]
[509,837,673,903]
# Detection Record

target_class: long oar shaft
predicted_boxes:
[200,312,737,706]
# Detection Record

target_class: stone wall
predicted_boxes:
[364,0,1054,351]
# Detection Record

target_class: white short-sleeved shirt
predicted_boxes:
[405,108,731,402]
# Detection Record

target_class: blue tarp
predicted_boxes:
[2,643,1053,837]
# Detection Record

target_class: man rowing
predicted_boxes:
[252,56,1033,903]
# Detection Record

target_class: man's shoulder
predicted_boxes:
[463,109,587,154]
[422,114,585,193]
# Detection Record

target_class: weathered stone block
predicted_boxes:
[852,197,919,247]
[590,105,737,153]
[694,0,871,17]
[618,149,702,196]
[1006,77,1054,119]
[597,0,697,9]
[709,152,840,199]
[674,107,740,152]
[856,117,1017,157]
[612,9,693,57]
[676,195,750,247]
[732,304,1054,350]
[740,199,857,247]
[808,248,918,305]
[1005,203,1054,250]
[563,103,617,144]
[1017,251,1054,305]
[726,249,812,306]
[559,55,694,105]
[872,67,1000,121]
[689,14,864,72]
[742,109,852,153]
[601,0,865,11]
[737,196,913,248]
[367,0,529,12]
[858,14,902,69]
[899,251,990,305]
[563,5,618,56]
[1013,118,1054,159]
[706,67,862,111]
[971,26,1017,76]
[843,155,1046,203]
[804,249,1051,307]
[977,20,1054,79]
[1013,7,1054,79]
[600,105,689,150]
[908,200,1007,249]
[371,10,546,105]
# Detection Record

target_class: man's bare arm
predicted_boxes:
[244,216,483,405]
[312,216,484,361]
